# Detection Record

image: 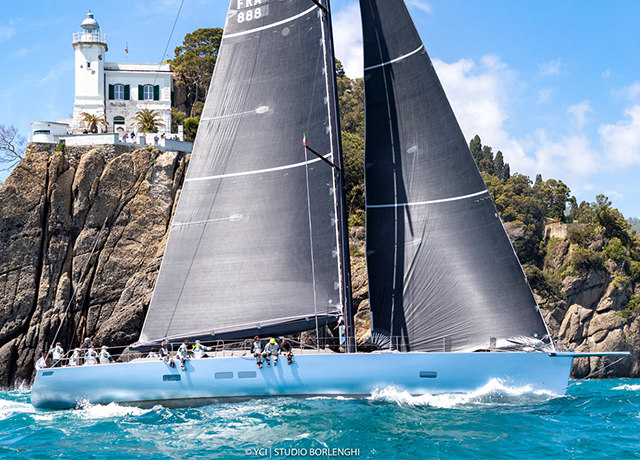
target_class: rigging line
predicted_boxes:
[565,356,627,388]
[49,217,109,351]
[364,44,425,71]
[153,0,185,86]
[303,144,321,350]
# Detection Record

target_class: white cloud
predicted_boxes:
[602,69,611,79]
[532,129,601,179]
[0,26,15,43]
[434,54,606,190]
[406,0,433,14]
[332,2,363,79]
[538,58,562,77]
[599,105,640,166]
[433,54,535,173]
[567,101,592,131]
[614,82,640,102]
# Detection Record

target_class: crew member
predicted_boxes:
[69,348,80,366]
[177,340,192,371]
[251,336,263,368]
[280,338,294,365]
[193,340,212,359]
[50,342,64,367]
[84,346,98,365]
[99,345,114,364]
[263,338,279,366]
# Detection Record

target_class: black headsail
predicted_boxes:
[140,0,351,345]
[360,0,550,352]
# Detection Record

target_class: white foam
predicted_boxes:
[369,379,556,409]
[0,397,35,420]
[612,384,640,391]
[74,401,151,419]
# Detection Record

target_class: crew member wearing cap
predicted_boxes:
[263,338,279,367]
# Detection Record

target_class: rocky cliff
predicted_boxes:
[0,144,637,387]
[0,144,187,387]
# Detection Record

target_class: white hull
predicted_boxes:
[30,351,586,409]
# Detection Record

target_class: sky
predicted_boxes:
[1,0,639,218]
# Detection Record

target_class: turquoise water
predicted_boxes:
[1,379,639,459]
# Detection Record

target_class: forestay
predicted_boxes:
[360,0,549,352]
[140,0,343,344]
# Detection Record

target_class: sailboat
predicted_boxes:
[30,0,626,409]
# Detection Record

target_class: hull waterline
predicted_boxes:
[31,352,579,409]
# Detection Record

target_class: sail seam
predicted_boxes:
[223,5,318,39]
[364,44,425,71]
[185,155,332,182]
[367,190,488,208]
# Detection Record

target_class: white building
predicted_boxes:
[69,11,173,137]
[30,122,70,144]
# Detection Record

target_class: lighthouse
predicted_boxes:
[70,11,108,131]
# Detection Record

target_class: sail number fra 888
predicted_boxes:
[237,0,269,23]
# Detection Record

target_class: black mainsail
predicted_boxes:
[140,0,349,344]
[360,0,549,352]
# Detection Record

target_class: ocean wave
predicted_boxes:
[369,379,557,408]
[612,384,640,391]
[74,401,152,419]
[0,397,35,420]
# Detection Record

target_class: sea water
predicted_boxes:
[1,379,639,459]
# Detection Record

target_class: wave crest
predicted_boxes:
[369,379,557,408]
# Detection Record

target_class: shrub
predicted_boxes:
[570,247,605,272]
[567,226,594,246]
[605,237,626,262]
[524,264,565,305]
[627,260,640,282]
[619,295,640,320]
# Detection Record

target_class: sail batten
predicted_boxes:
[140,0,344,345]
[360,0,549,352]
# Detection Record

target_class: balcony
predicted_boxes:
[72,31,107,44]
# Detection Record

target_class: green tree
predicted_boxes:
[342,132,365,225]
[134,109,165,133]
[80,113,108,133]
[533,178,571,221]
[593,195,631,244]
[171,107,186,134]
[170,28,223,117]
[183,117,199,141]
[469,135,482,165]
[336,60,364,138]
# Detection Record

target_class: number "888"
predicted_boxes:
[238,8,262,23]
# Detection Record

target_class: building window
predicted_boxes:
[109,84,130,100]
[143,85,154,100]
[114,85,124,100]
[113,116,125,125]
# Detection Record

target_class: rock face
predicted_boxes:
[0,144,187,387]
[541,238,639,378]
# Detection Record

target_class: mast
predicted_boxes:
[322,0,356,353]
